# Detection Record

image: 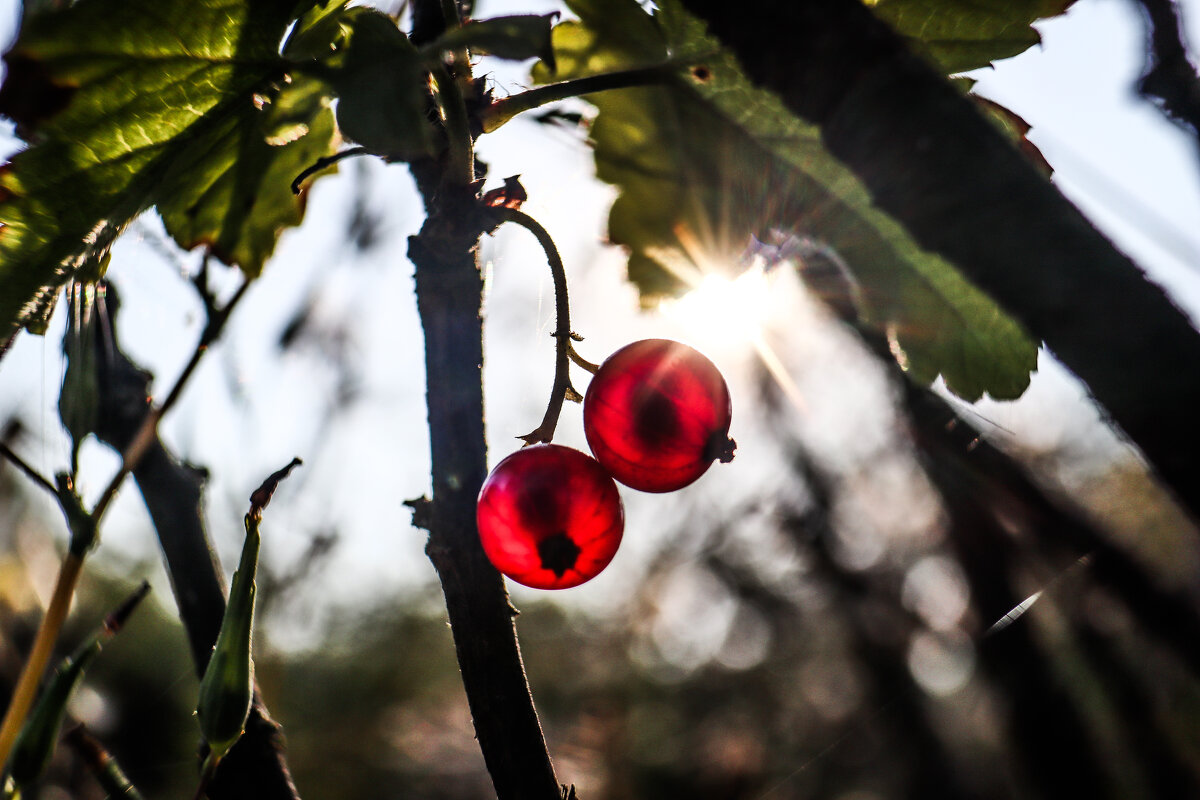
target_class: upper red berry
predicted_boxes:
[476,444,624,589]
[583,339,735,493]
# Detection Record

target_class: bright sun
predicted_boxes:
[660,262,772,347]
[660,259,808,412]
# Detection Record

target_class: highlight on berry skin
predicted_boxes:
[476,444,625,590]
[583,339,735,493]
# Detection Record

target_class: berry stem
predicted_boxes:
[488,206,579,446]
[566,339,599,374]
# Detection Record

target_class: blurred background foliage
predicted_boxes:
[4,286,1200,799]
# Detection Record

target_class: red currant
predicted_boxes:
[584,339,735,493]
[476,444,624,589]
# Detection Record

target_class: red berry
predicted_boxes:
[476,444,624,589]
[584,339,735,493]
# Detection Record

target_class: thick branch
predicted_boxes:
[408,182,560,800]
[91,295,298,800]
[678,0,1200,521]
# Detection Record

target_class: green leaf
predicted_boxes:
[327,9,437,160]
[866,0,1075,74]
[0,0,339,339]
[430,14,558,67]
[537,0,1037,400]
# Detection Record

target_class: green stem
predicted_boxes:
[480,64,678,132]
[0,553,84,773]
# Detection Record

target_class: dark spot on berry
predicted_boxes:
[538,532,581,577]
[632,389,681,447]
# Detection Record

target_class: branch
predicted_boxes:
[1135,0,1200,141]
[480,64,679,132]
[409,185,561,800]
[89,278,249,523]
[0,443,58,498]
[88,288,298,800]
[487,206,581,445]
[678,0,1200,522]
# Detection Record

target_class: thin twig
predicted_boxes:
[1135,0,1200,139]
[290,147,371,195]
[0,443,58,498]
[90,279,250,523]
[479,63,695,133]
[487,206,579,445]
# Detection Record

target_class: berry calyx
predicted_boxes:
[584,339,735,493]
[476,444,624,589]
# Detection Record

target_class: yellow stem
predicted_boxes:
[0,553,84,772]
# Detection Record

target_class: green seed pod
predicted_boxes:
[8,639,100,788]
[8,582,148,790]
[196,516,260,762]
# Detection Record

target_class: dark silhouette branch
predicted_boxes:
[407,180,561,800]
[403,4,562,797]
[90,287,299,800]
[678,0,1200,522]
[1135,0,1200,142]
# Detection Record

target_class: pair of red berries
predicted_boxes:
[477,339,736,589]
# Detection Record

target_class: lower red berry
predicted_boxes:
[476,444,624,589]
[584,339,735,493]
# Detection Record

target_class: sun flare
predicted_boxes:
[660,259,808,413]
[660,263,772,347]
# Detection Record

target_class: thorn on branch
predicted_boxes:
[482,175,528,209]
[405,496,433,531]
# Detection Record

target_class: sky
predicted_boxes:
[0,0,1198,647]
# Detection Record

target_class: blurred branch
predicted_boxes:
[90,276,249,524]
[1135,0,1200,142]
[65,725,145,800]
[785,238,1200,795]
[89,287,299,800]
[0,443,57,498]
[679,0,1200,522]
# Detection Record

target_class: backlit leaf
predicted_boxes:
[0,0,339,339]
[431,14,558,67]
[866,0,1075,74]
[536,0,1038,400]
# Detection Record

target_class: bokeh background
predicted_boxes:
[2,0,1200,798]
